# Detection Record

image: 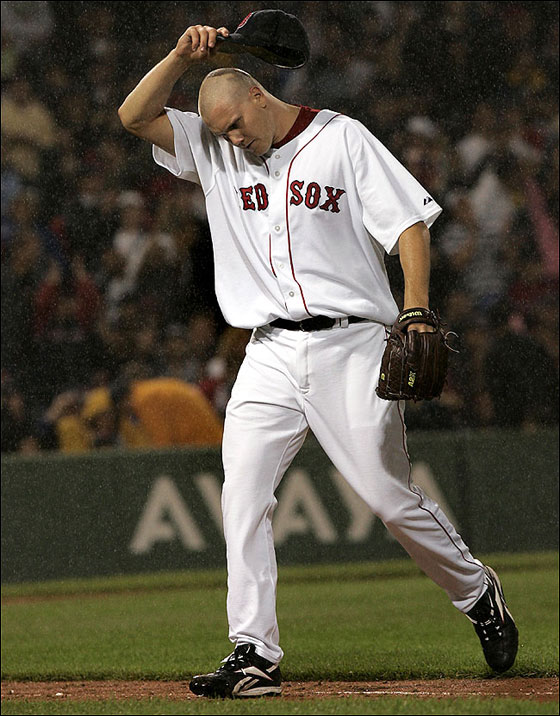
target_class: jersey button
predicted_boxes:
[274,171,280,177]
[275,154,281,159]
[279,263,285,269]
[289,291,295,297]
[274,225,281,232]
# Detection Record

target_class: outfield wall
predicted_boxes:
[1,428,558,583]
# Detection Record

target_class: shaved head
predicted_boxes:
[198,68,264,121]
[197,67,298,156]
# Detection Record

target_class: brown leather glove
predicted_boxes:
[376,308,453,401]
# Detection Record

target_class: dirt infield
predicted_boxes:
[2,677,558,702]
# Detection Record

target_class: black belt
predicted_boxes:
[269,316,368,332]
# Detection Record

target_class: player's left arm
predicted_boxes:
[398,221,433,333]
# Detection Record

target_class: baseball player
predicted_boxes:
[119,24,518,698]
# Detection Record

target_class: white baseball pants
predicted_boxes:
[221,321,485,663]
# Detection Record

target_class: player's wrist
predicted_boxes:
[403,292,430,311]
[168,47,194,69]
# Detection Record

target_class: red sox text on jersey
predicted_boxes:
[239,182,346,213]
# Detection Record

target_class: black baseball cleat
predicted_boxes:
[467,565,519,673]
[189,643,282,698]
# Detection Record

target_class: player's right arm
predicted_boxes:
[118,25,229,156]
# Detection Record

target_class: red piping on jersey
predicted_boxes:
[268,233,277,277]
[285,114,341,317]
[396,403,481,570]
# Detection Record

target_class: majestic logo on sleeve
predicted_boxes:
[238,181,346,213]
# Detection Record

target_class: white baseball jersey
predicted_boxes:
[153,108,442,328]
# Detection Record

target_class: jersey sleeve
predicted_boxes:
[346,119,442,255]
[152,108,216,189]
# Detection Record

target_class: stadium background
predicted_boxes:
[2,0,558,454]
[1,3,558,714]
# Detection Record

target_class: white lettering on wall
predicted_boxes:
[129,475,206,554]
[129,463,456,554]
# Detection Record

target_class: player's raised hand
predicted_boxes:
[175,25,230,62]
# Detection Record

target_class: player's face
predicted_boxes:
[206,90,274,156]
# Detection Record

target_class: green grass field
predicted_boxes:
[1,697,558,715]
[2,552,558,715]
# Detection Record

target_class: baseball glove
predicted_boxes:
[376,307,455,402]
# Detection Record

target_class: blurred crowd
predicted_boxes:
[1,1,558,454]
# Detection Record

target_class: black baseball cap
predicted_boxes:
[216,9,310,69]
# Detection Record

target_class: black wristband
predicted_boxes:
[396,307,437,331]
